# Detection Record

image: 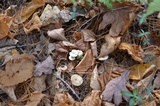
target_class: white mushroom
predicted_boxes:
[71,74,83,86]
[98,55,109,61]
[77,50,83,56]
[69,55,75,61]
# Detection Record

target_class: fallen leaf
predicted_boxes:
[0,14,14,39]
[101,71,130,106]
[129,64,155,80]
[25,91,46,106]
[53,90,102,106]
[0,85,16,101]
[81,29,95,42]
[99,9,129,36]
[98,34,121,60]
[75,39,86,51]
[91,41,98,57]
[30,75,46,92]
[13,0,45,24]
[0,54,35,86]
[34,55,54,76]
[40,4,60,26]
[73,31,82,41]
[153,72,160,89]
[119,42,144,63]
[153,89,160,101]
[75,49,95,73]
[47,28,68,41]
[140,100,156,106]
[23,12,42,34]
[90,65,101,90]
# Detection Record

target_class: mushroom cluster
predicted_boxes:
[69,49,83,61]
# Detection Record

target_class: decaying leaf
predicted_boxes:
[0,14,14,39]
[98,34,121,60]
[101,71,130,105]
[73,31,82,41]
[81,29,95,42]
[13,0,45,24]
[99,9,129,36]
[30,75,46,92]
[34,55,54,76]
[25,91,46,106]
[47,28,68,41]
[53,90,102,106]
[90,65,101,90]
[153,72,160,89]
[40,4,60,26]
[119,42,144,63]
[129,64,155,80]
[23,12,42,34]
[75,49,95,73]
[91,41,98,57]
[0,54,35,87]
[0,85,16,101]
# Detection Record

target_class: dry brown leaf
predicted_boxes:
[140,100,156,106]
[98,34,121,60]
[90,65,101,90]
[75,39,86,51]
[101,71,130,106]
[23,12,42,34]
[47,28,67,41]
[102,101,115,106]
[30,75,46,92]
[119,42,144,63]
[25,91,46,106]
[153,72,160,89]
[75,49,95,73]
[99,9,129,36]
[13,0,45,24]
[153,90,160,101]
[0,85,16,101]
[73,31,82,41]
[53,90,102,106]
[0,54,35,87]
[0,14,14,39]
[81,29,95,42]
[129,64,154,80]
[91,41,98,57]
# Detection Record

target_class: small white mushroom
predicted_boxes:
[71,74,83,86]
[77,50,83,56]
[69,55,75,61]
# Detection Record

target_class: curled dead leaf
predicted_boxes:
[98,34,121,60]
[23,12,42,34]
[81,29,95,42]
[119,42,144,63]
[47,28,67,41]
[75,49,95,73]
[13,0,45,24]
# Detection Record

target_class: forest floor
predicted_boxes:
[0,0,160,106]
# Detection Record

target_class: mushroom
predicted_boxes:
[71,74,83,86]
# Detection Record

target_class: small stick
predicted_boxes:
[53,74,81,101]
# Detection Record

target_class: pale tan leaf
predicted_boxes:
[30,75,46,92]
[47,28,67,41]
[25,91,46,106]
[0,54,35,87]
[91,41,98,57]
[0,85,16,101]
[129,64,155,80]
[90,65,101,90]
[98,34,121,60]
[119,42,144,63]
[153,72,160,89]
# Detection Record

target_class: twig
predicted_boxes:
[53,74,81,101]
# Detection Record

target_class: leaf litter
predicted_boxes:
[0,0,160,106]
